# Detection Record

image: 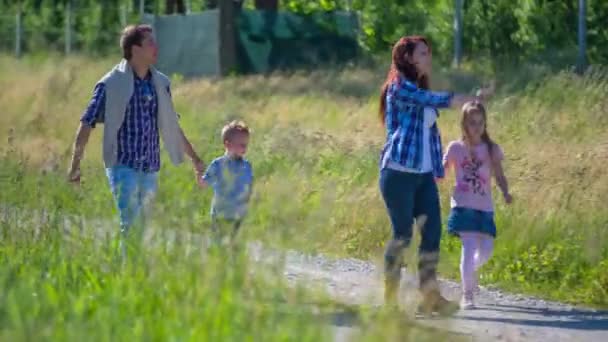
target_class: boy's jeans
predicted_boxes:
[210,217,242,246]
[105,165,158,257]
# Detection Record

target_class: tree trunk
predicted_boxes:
[219,0,238,75]
[577,0,587,74]
[255,0,278,10]
[165,0,186,14]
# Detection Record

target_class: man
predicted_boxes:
[67,24,205,253]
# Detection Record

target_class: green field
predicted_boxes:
[1,54,607,339]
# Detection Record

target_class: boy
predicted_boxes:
[200,121,253,243]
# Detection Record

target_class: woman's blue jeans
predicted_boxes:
[379,168,442,292]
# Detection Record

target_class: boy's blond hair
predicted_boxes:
[221,120,250,142]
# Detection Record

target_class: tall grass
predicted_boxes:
[0,204,326,340]
[0,159,460,342]
[1,54,607,312]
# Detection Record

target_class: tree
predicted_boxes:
[255,0,278,10]
[165,0,186,14]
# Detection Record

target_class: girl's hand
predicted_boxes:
[503,192,513,204]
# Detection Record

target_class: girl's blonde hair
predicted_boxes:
[461,101,496,162]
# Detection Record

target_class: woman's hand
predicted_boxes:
[450,81,496,110]
[476,81,496,101]
[450,95,480,110]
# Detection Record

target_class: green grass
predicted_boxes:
[0,168,459,342]
[0,53,607,342]
[0,208,326,341]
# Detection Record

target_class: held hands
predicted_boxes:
[197,175,208,189]
[192,157,207,189]
[192,158,205,175]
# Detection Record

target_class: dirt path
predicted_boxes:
[145,224,608,341]
[260,245,608,341]
[4,208,608,341]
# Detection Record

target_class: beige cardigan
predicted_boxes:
[97,59,184,168]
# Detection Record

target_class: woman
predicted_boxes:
[378,35,492,315]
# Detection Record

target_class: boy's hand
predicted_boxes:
[197,175,208,189]
[503,192,513,204]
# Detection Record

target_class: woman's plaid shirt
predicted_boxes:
[380,77,453,179]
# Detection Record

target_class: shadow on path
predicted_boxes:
[455,303,608,331]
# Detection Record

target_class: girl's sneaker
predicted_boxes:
[460,291,475,310]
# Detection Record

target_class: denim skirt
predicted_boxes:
[447,207,497,238]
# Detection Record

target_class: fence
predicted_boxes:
[0,13,18,57]
[0,3,359,77]
[0,3,134,58]
[0,0,591,74]
[142,10,222,77]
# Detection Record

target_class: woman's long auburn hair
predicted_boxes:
[379,36,431,125]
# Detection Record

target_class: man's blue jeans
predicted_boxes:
[106,165,158,256]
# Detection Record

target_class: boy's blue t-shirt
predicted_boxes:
[203,155,253,220]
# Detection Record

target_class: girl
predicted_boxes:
[378,35,492,315]
[443,101,512,310]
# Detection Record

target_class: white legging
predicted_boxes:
[460,232,494,294]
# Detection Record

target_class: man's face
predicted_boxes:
[132,31,158,66]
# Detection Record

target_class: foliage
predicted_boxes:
[2,1,608,66]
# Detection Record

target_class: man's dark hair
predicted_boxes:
[120,24,153,60]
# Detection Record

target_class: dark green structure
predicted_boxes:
[236,9,359,74]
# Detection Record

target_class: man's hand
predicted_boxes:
[192,157,205,175]
[191,157,207,188]
[503,192,513,205]
[67,123,92,186]
[179,127,206,187]
[67,166,81,185]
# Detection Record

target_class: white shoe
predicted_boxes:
[460,291,475,310]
